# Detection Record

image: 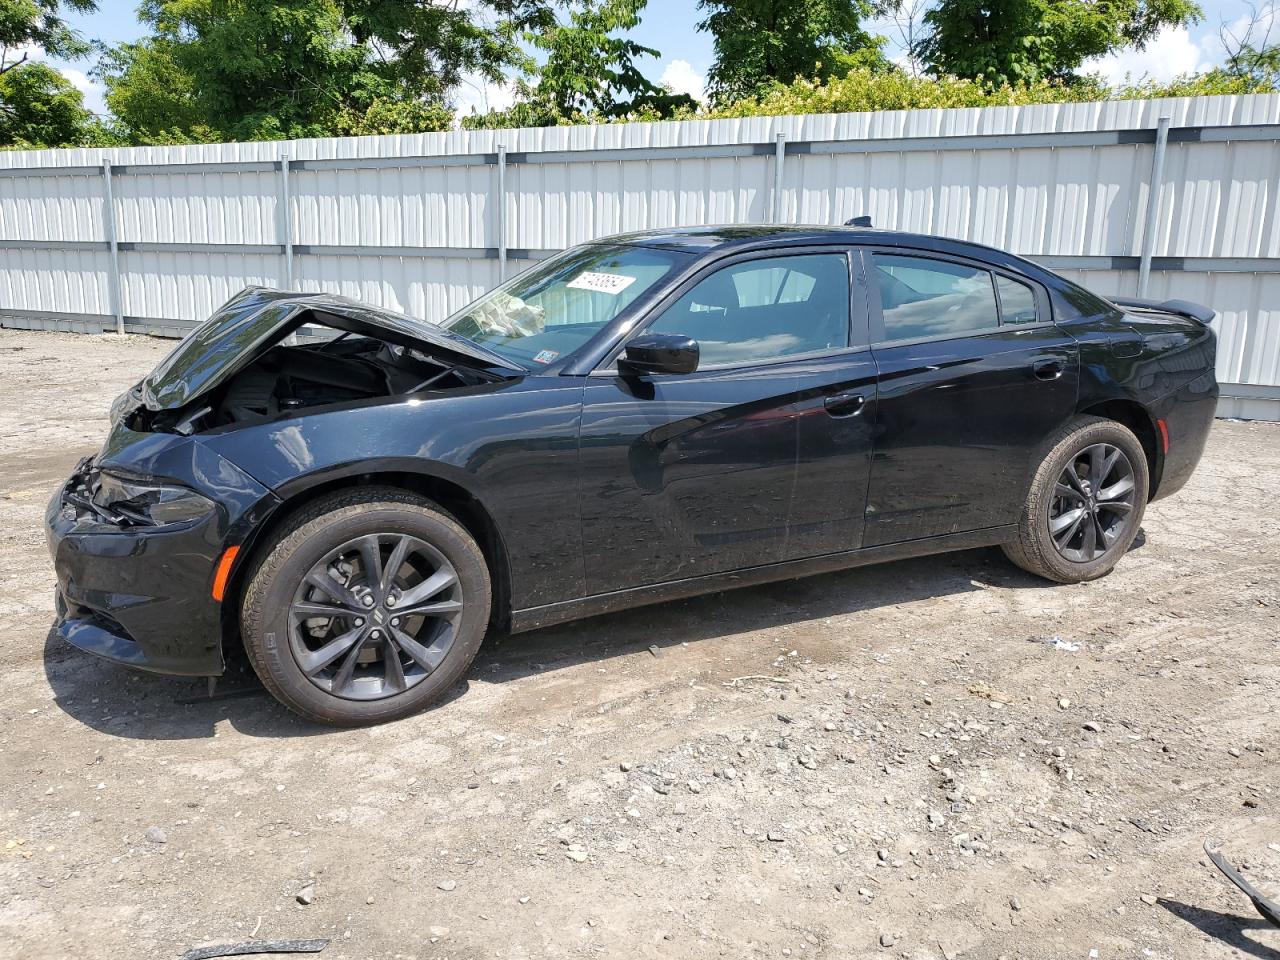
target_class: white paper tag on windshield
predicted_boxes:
[567,271,637,295]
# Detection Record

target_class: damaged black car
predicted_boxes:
[47,226,1219,725]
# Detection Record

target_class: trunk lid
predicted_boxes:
[137,287,522,412]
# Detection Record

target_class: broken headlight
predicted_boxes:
[90,471,216,527]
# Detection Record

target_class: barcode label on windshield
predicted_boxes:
[567,272,637,295]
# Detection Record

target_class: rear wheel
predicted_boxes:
[241,488,491,725]
[1003,416,1148,584]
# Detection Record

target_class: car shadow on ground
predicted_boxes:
[1159,899,1280,959]
[42,542,1116,741]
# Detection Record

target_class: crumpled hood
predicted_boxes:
[137,286,521,412]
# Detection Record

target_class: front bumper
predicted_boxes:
[47,458,230,677]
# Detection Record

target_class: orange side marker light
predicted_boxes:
[1156,418,1170,455]
[212,545,241,602]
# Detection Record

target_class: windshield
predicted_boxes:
[439,244,689,367]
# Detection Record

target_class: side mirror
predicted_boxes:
[618,333,699,377]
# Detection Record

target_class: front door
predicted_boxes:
[862,249,1080,547]
[577,249,861,595]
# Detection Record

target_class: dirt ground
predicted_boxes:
[0,328,1278,960]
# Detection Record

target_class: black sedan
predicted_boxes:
[46,226,1219,725]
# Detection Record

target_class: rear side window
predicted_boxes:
[996,275,1039,325]
[873,254,999,341]
[648,253,851,366]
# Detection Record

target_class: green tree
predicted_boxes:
[0,59,100,145]
[94,38,211,143]
[1217,4,1280,88]
[1,0,96,66]
[465,0,695,128]
[100,0,553,143]
[1,0,104,147]
[697,0,889,105]
[915,0,1203,86]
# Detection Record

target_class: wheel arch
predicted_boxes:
[1077,398,1164,498]
[219,464,513,656]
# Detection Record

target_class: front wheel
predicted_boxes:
[1003,416,1149,584]
[241,488,491,725]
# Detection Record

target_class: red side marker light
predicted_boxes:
[212,545,241,602]
[1156,418,1170,455]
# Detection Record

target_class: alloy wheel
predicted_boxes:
[1048,443,1137,563]
[288,533,463,701]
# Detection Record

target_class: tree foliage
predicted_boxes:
[100,0,552,143]
[704,64,1276,120]
[463,0,694,129]
[0,0,96,68]
[698,0,890,105]
[0,0,105,147]
[1217,3,1280,89]
[0,59,102,146]
[915,0,1203,86]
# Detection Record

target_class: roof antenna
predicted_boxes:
[845,215,873,227]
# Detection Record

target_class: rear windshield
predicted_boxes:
[440,244,689,367]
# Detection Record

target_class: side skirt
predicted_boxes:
[509,525,1017,634]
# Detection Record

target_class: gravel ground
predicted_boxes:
[1,328,1278,960]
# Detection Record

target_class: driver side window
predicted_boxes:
[646,253,851,367]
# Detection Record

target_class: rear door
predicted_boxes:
[577,248,864,594]
[862,248,1079,547]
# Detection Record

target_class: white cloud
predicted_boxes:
[59,67,107,115]
[452,73,520,122]
[1086,24,1213,84]
[659,59,707,102]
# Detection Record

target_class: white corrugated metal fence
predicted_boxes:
[1,94,1278,417]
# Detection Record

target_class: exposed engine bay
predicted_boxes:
[114,292,523,436]
[207,334,493,427]
[143,333,506,436]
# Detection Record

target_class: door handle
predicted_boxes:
[824,391,865,418]
[1032,359,1064,381]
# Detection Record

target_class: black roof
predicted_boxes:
[603,225,870,252]
[596,225,1053,281]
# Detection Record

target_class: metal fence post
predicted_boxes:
[772,133,786,224]
[496,144,508,282]
[101,160,124,335]
[280,151,294,289]
[1137,116,1171,297]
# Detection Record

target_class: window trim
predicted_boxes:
[993,272,1041,328]
[590,245,869,376]
[863,246,1053,348]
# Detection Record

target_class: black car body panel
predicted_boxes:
[45,226,1220,679]
[198,375,589,610]
[47,440,277,675]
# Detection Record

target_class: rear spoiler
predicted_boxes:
[1108,296,1215,325]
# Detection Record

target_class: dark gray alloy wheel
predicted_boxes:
[1048,442,1137,563]
[240,487,491,725]
[290,533,463,701]
[1001,415,1149,584]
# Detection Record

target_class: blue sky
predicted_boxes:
[33,0,1277,118]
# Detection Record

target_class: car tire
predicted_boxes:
[240,487,491,726]
[1002,415,1149,584]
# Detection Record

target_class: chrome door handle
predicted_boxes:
[1032,359,1064,381]
[824,392,865,418]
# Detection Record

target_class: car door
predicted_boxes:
[862,248,1079,547]
[577,248,872,595]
